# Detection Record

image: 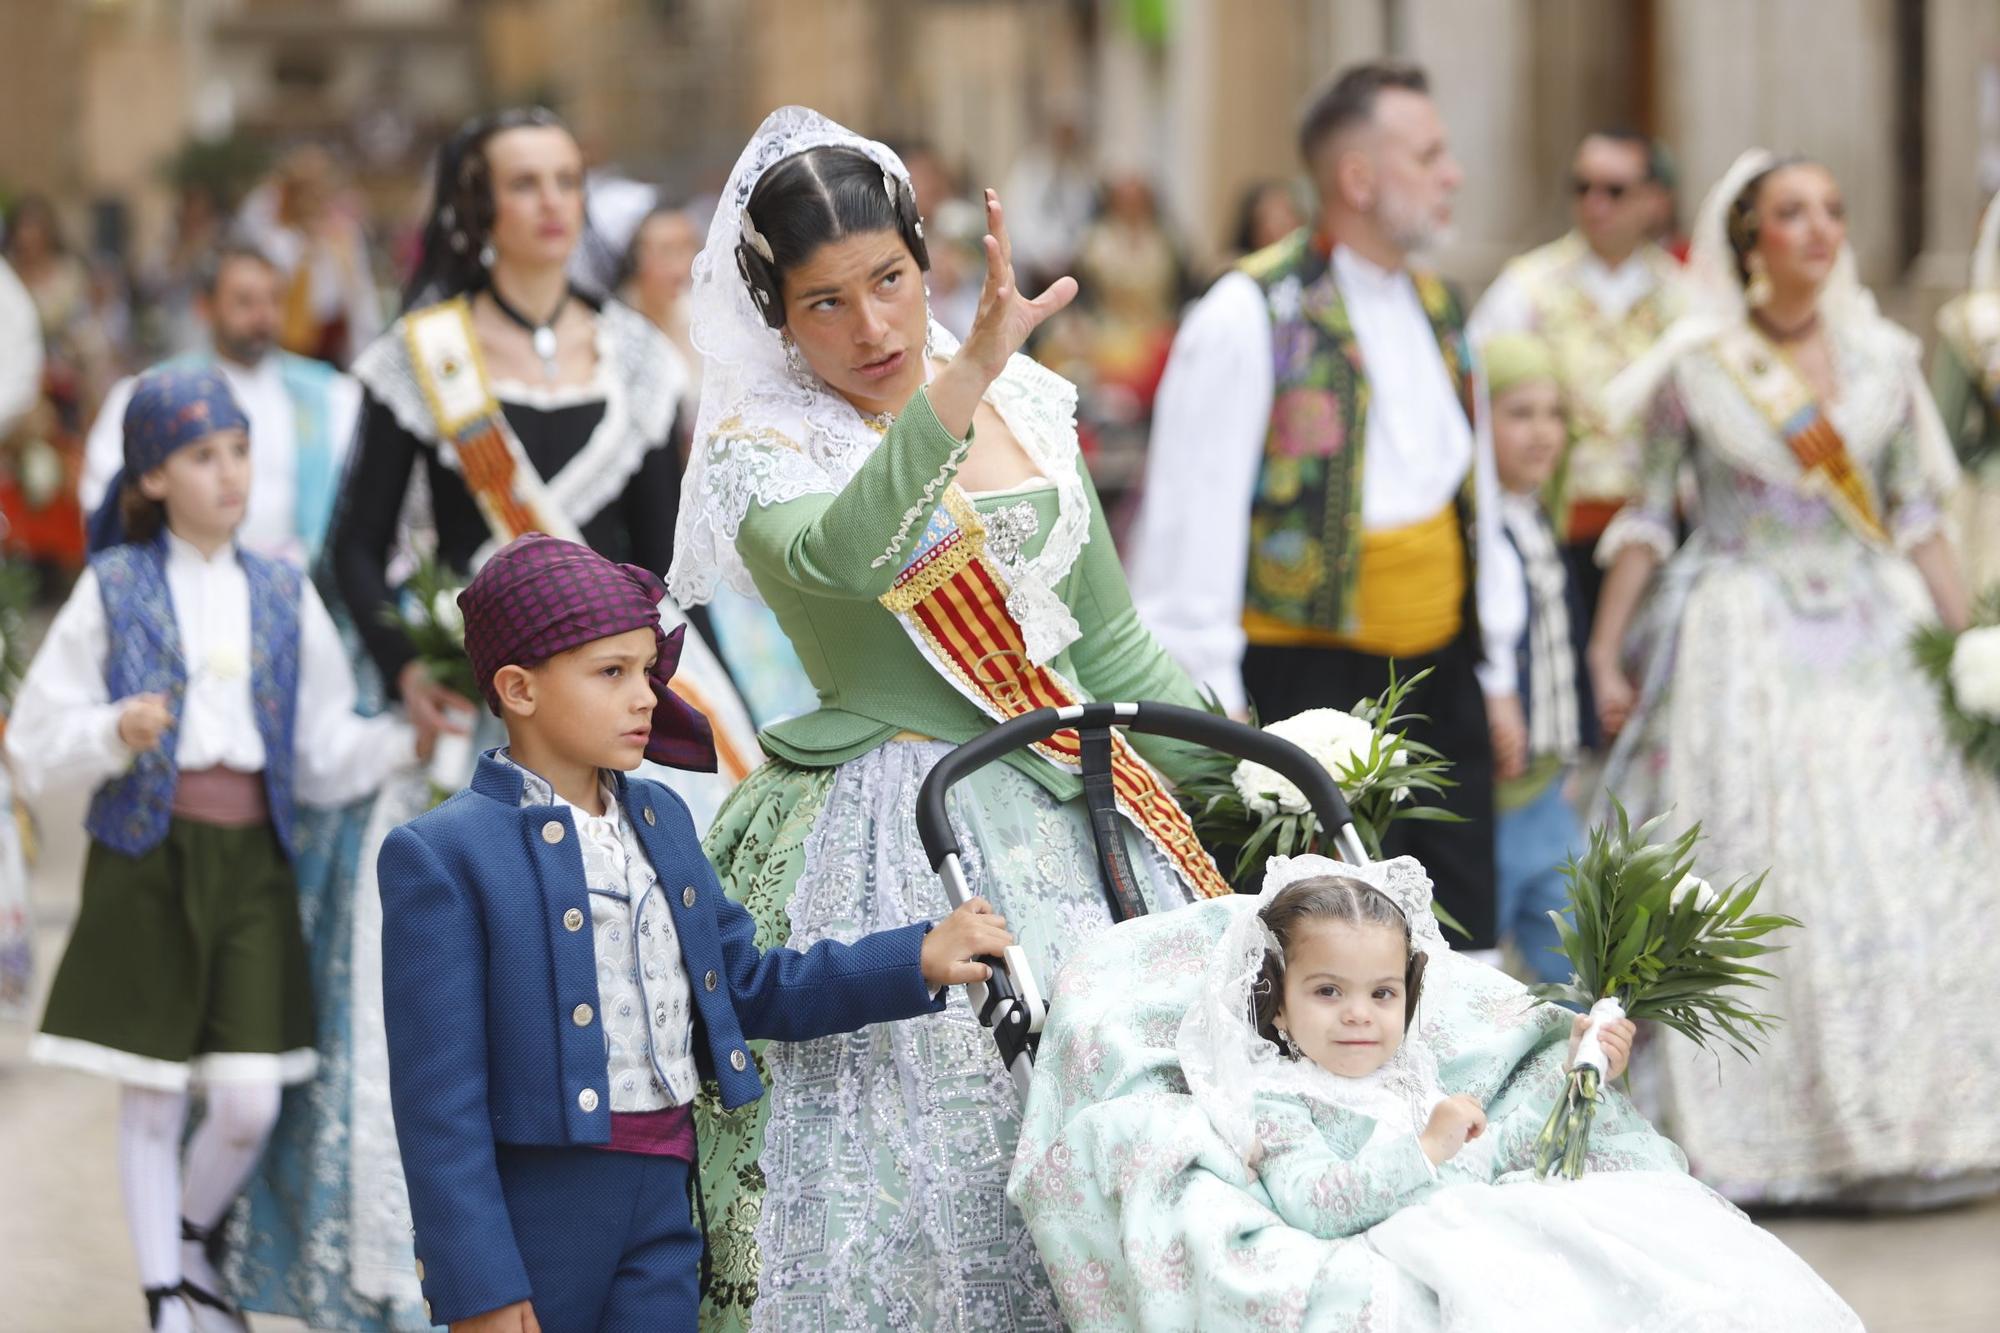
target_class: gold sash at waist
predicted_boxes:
[1244,504,1464,656]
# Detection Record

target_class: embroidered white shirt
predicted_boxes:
[80,353,362,566]
[1127,248,1525,712]
[1470,242,1668,337]
[504,754,698,1111]
[4,531,415,806]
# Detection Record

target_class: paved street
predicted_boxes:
[4,808,1998,1330]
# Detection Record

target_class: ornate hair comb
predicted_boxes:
[741,214,774,263]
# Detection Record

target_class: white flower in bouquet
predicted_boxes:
[1669,874,1718,911]
[431,589,466,644]
[1948,626,2000,721]
[1231,708,1396,816]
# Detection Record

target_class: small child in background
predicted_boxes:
[7,365,422,1333]
[1481,333,1590,985]
[378,533,1012,1332]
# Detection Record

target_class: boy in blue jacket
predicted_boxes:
[378,533,1011,1332]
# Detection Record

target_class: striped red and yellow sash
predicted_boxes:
[1713,325,1890,547]
[882,491,1229,900]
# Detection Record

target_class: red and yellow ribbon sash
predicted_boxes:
[882,491,1230,901]
[1712,325,1890,546]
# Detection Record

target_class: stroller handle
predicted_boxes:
[916,701,1363,871]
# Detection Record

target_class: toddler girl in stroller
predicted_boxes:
[1007,852,1861,1331]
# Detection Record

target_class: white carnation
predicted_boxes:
[1231,707,1388,816]
[1670,874,1718,911]
[1949,625,2000,721]
[432,589,466,643]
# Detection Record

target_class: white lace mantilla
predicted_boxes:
[668,106,1092,666]
[351,296,685,533]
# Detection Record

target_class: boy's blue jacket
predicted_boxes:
[379,751,945,1323]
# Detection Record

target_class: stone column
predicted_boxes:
[1913,0,2000,328]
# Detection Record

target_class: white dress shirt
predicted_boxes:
[1127,247,1524,713]
[0,256,43,435]
[6,531,415,809]
[81,354,361,566]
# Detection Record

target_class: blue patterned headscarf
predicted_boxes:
[87,365,250,552]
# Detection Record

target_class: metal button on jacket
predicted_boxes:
[704,969,718,993]
[572,1003,593,1027]
[414,1259,425,1282]
[541,821,565,845]
[681,886,697,908]
[578,1087,599,1112]
[643,806,657,826]
[729,1049,748,1072]
[563,907,584,932]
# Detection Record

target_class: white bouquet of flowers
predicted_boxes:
[381,557,478,804]
[1181,665,1458,890]
[1913,591,2000,779]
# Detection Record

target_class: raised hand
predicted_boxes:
[928,190,1079,437]
[958,189,1078,378]
[1419,1093,1487,1165]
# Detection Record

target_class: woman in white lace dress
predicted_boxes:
[669,108,1230,1331]
[1589,149,2000,1207]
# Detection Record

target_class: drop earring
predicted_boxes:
[1745,253,1772,309]
[478,240,497,270]
[782,333,816,388]
[1277,1028,1304,1061]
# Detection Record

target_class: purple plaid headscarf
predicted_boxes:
[458,534,718,772]
[86,364,251,552]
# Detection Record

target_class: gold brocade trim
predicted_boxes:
[403,297,502,439]
[879,488,988,614]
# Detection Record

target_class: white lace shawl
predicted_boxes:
[1175,854,1451,1167]
[667,106,1092,665]
[349,296,686,533]
[1599,148,1960,551]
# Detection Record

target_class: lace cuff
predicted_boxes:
[1892,497,1948,553]
[1594,507,1677,568]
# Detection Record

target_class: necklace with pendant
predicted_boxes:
[488,282,572,380]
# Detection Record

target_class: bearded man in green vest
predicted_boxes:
[1130,61,1525,953]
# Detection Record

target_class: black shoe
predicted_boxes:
[143,1284,186,1329]
[177,1218,250,1333]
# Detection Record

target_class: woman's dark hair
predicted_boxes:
[614,202,686,293]
[402,105,574,310]
[3,193,66,258]
[118,482,166,545]
[1231,179,1301,256]
[1253,875,1427,1055]
[1725,153,1814,286]
[736,146,930,329]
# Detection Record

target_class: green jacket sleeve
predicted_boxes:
[1931,342,1995,467]
[736,389,971,601]
[1064,455,1213,781]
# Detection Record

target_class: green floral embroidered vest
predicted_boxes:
[1241,231,1478,636]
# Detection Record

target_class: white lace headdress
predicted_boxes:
[666,105,1091,655]
[1602,148,1958,502]
[1175,854,1449,1167]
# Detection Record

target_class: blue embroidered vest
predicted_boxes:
[84,539,304,858]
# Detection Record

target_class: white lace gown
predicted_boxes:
[1600,315,2000,1206]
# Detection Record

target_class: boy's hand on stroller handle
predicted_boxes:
[1421,1094,1488,1165]
[921,897,1016,988]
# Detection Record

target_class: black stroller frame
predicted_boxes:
[914,700,1366,1104]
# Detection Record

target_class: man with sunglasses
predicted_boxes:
[1470,130,1684,669]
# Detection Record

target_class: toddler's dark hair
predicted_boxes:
[1253,875,1426,1054]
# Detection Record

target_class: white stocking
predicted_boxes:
[120,1085,193,1333]
[179,1080,280,1299]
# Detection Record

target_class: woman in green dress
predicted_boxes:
[669,107,1229,1331]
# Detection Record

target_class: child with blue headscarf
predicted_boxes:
[8,365,425,1333]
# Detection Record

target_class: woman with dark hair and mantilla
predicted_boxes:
[228,107,758,1330]
[1591,149,2000,1209]
[670,107,1229,1330]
